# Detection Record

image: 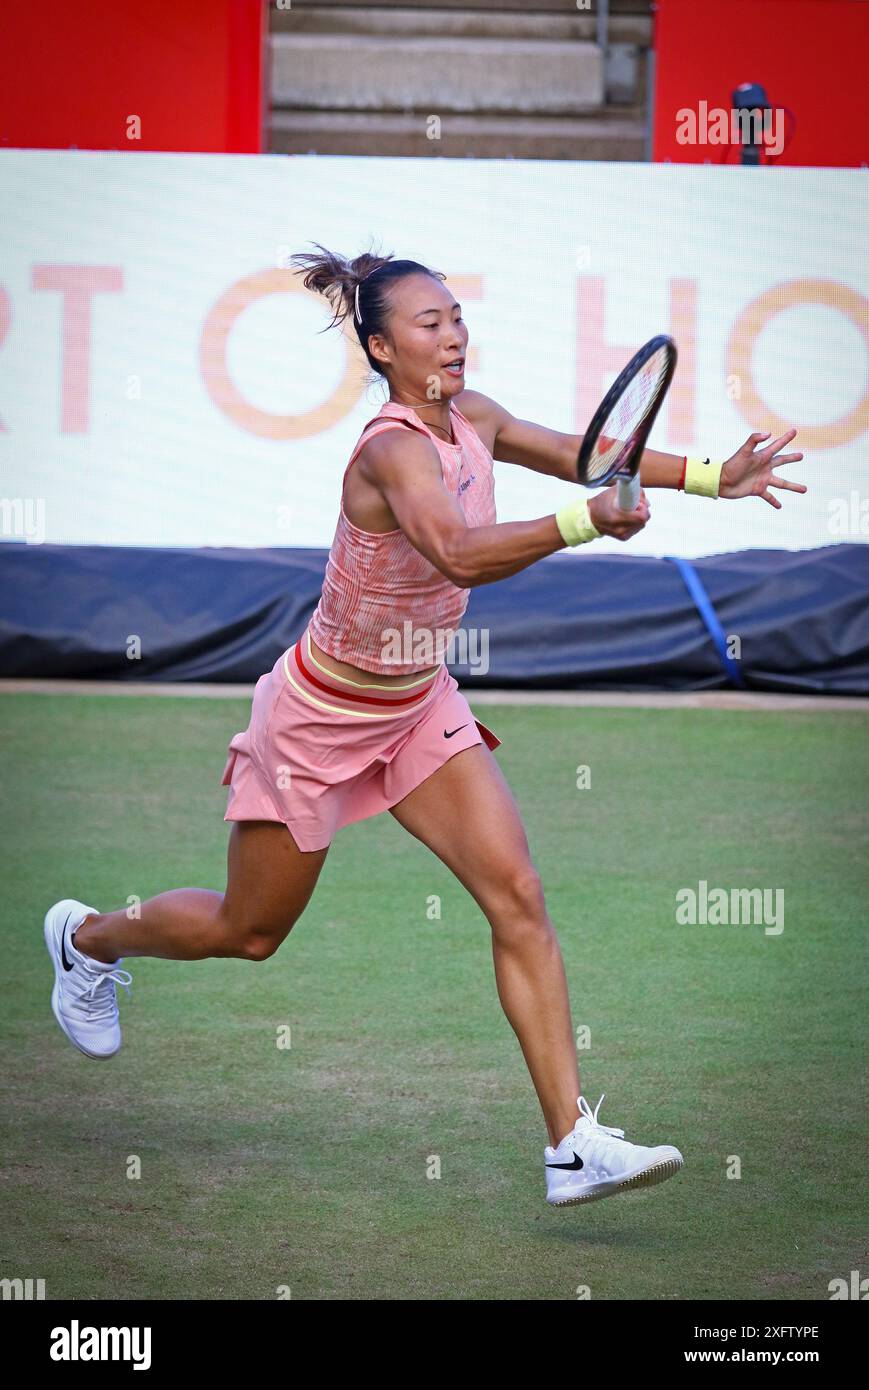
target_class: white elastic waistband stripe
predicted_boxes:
[282,650,440,720]
[305,628,442,690]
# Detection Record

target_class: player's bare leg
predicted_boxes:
[389,743,580,1147]
[71,822,328,962]
[44,822,328,1058]
[389,745,684,1203]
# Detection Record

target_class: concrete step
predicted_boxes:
[285,0,651,11]
[269,108,646,161]
[271,34,604,113]
[273,5,652,45]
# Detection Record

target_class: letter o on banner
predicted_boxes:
[200,269,365,439]
[727,279,869,450]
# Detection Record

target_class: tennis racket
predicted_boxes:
[576,335,678,511]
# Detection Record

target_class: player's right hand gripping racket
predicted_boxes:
[576,335,678,511]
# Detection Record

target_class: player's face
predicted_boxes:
[370,274,468,399]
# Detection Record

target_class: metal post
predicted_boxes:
[597,0,609,57]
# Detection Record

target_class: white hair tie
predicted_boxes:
[354,265,383,324]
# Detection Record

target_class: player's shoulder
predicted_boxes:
[356,413,440,482]
[452,389,512,458]
[452,389,510,432]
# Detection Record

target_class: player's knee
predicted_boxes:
[493,864,548,932]
[219,903,295,960]
[510,864,547,914]
[238,929,285,962]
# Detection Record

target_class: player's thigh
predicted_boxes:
[221,820,329,951]
[388,744,546,925]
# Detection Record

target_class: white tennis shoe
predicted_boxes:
[44,899,132,1060]
[545,1093,684,1206]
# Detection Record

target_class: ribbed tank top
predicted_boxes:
[308,400,497,675]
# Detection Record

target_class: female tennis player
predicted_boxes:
[44,248,805,1207]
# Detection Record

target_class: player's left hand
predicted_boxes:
[719,429,806,509]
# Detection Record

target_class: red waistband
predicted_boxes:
[293,637,438,708]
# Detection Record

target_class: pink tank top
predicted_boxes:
[308,400,497,675]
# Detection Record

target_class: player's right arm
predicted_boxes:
[359,429,648,589]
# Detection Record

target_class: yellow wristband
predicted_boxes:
[685,457,723,498]
[555,498,601,547]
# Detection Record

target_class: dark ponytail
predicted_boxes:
[289,242,445,380]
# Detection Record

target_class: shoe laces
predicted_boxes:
[80,966,133,1021]
[578,1093,626,1141]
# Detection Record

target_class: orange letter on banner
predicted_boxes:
[32,266,124,433]
[576,276,695,443]
[201,270,365,439]
[727,279,869,450]
[201,271,482,439]
[668,279,696,445]
[443,276,483,374]
[576,278,637,432]
[0,285,10,432]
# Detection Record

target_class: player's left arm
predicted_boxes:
[459,388,691,484]
[456,389,581,480]
[458,390,808,507]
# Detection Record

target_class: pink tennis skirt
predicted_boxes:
[220,625,502,853]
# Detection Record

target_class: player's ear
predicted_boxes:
[368,333,391,369]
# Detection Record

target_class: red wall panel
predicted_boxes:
[0,0,266,154]
[653,0,869,167]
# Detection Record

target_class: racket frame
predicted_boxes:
[576,334,678,511]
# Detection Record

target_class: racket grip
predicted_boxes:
[617,473,641,511]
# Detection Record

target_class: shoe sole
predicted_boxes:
[547,1154,684,1206]
[44,906,119,1061]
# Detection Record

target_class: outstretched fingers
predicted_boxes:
[760,428,798,461]
[769,472,808,493]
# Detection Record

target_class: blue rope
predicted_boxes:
[666,556,745,688]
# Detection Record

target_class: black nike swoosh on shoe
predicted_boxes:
[61,917,75,971]
[546,1151,584,1170]
[443,724,469,738]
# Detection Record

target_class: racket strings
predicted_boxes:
[587,347,670,481]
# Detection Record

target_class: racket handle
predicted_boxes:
[617,473,641,511]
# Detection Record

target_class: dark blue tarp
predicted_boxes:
[1,542,867,694]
